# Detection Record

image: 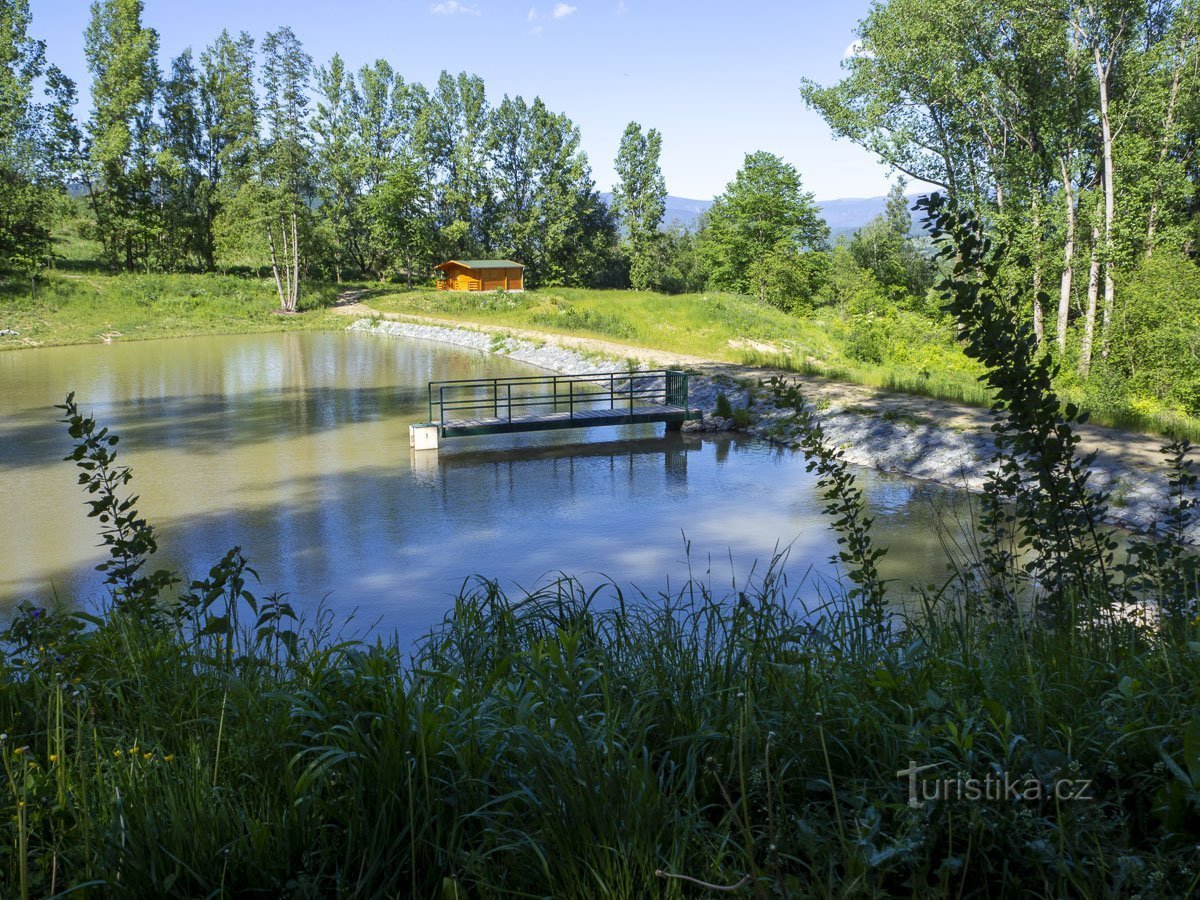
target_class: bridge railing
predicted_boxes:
[427,370,690,425]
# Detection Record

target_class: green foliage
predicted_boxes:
[714,391,733,419]
[848,181,934,304]
[1108,251,1200,417]
[919,192,1118,621]
[612,121,667,291]
[698,151,829,304]
[766,377,889,624]
[83,0,160,272]
[56,392,178,616]
[530,300,634,338]
[0,0,76,280]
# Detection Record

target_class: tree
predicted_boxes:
[612,122,666,290]
[159,49,204,268]
[424,71,490,260]
[356,60,429,282]
[197,30,258,271]
[83,0,160,271]
[0,0,77,285]
[849,179,932,302]
[485,94,617,287]
[258,26,312,311]
[312,53,361,281]
[698,151,829,307]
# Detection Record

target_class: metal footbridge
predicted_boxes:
[410,370,699,448]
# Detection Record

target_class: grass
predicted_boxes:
[3,557,1199,897]
[0,235,353,351]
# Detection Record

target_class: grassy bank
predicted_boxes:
[0,237,351,350]
[362,286,1200,441]
[0,269,352,350]
[364,286,994,406]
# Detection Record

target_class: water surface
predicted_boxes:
[1,331,965,638]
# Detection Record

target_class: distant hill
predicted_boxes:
[600,191,921,237]
[599,193,713,231]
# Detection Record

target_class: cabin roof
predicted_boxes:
[436,259,525,270]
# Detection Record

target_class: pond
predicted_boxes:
[0,331,967,639]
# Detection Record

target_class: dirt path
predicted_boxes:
[333,303,1175,475]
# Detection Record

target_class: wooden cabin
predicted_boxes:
[435,260,525,292]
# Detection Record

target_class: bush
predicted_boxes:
[1110,252,1200,416]
[714,391,733,418]
[844,312,891,364]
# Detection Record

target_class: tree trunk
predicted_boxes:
[1031,194,1043,346]
[1079,222,1101,377]
[406,249,413,290]
[1057,157,1076,353]
[266,220,287,310]
[1095,46,1117,361]
[1146,61,1184,257]
[290,210,300,313]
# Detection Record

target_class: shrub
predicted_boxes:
[714,391,733,419]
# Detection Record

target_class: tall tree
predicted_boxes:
[486,95,616,286]
[698,151,829,307]
[197,30,257,270]
[159,49,204,268]
[612,121,666,290]
[312,53,361,282]
[848,179,932,302]
[424,71,490,259]
[83,0,160,271]
[356,60,429,281]
[258,26,312,311]
[0,0,77,284]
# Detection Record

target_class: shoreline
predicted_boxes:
[348,316,1200,545]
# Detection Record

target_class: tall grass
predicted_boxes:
[3,559,1199,896]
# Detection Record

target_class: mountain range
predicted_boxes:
[600,192,918,237]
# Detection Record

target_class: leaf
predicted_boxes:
[200,615,231,636]
[1184,716,1200,787]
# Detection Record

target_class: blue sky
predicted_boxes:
[29,0,896,201]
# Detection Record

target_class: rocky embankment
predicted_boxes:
[348,317,1199,544]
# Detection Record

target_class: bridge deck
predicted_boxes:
[441,403,694,437]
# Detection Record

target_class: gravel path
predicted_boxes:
[344,311,1199,544]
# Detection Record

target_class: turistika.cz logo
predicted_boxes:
[896,761,1095,808]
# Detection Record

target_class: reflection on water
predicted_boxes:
[0,331,967,639]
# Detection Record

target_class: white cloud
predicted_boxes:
[431,1,480,14]
[615,0,627,12]
[842,39,875,60]
[530,24,544,34]
[552,2,577,18]
[528,6,540,20]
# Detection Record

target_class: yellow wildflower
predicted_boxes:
[113,749,123,758]
[12,747,25,757]
[143,752,153,761]
[48,754,59,763]
[163,754,175,763]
